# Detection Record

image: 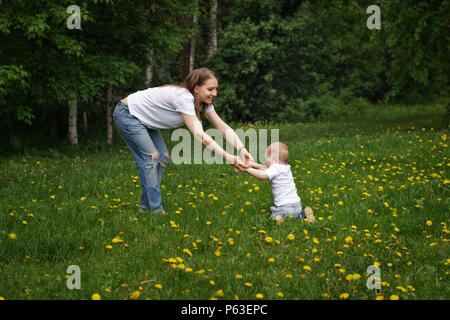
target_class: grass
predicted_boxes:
[0,104,448,300]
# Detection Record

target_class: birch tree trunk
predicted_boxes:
[145,55,153,88]
[83,111,88,134]
[106,84,113,144]
[68,97,78,144]
[207,0,218,59]
[189,14,198,72]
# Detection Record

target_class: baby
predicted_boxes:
[244,142,315,223]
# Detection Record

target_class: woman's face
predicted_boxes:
[194,77,218,105]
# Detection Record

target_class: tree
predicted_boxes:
[207,0,218,58]
[0,0,196,150]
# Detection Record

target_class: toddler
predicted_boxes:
[244,142,315,223]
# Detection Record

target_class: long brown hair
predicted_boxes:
[163,68,217,119]
[182,67,218,119]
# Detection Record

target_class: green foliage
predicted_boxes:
[0,0,196,151]
[380,0,450,102]
[207,0,447,123]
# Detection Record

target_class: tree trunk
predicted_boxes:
[145,55,153,88]
[207,0,218,59]
[189,14,198,72]
[68,97,78,144]
[106,84,113,144]
[83,111,88,134]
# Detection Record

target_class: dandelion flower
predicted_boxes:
[390,295,399,300]
[8,233,16,240]
[426,220,432,226]
[339,293,349,299]
[265,237,273,243]
[91,293,101,300]
[256,293,264,299]
[287,234,295,240]
[130,290,140,300]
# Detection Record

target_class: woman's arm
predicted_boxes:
[181,113,248,171]
[204,109,254,163]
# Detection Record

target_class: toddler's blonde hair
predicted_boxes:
[266,142,289,164]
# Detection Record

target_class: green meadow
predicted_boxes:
[0,104,448,300]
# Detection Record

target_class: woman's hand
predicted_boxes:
[239,147,254,165]
[232,155,249,173]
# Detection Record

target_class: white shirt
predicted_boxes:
[264,163,301,206]
[126,85,214,130]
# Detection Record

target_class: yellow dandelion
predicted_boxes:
[390,295,399,300]
[265,236,273,243]
[8,233,16,240]
[287,234,295,240]
[339,293,349,299]
[256,293,264,299]
[91,293,101,300]
[130,290,140,300]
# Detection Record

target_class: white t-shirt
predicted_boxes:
[264,163,301,206]
[126,85,214,130]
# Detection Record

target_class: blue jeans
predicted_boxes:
[113,101,169,213]
[270,202,305,220]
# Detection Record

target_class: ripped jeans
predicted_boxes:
[113,101,169,213]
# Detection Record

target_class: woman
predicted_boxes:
[113,67,253,215]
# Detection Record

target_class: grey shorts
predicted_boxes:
[270,202,305,220]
